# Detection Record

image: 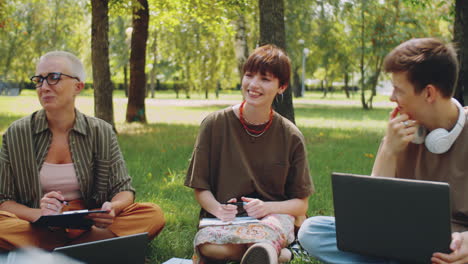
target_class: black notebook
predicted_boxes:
[33,209,108,229]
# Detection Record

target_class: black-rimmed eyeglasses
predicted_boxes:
[30,72,80,88]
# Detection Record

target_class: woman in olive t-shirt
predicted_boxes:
[185,45,314,264]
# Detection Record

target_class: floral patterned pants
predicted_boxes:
[193,214,295,264]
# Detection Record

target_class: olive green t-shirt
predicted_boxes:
[185,107,314,218]
[396,114,468,232]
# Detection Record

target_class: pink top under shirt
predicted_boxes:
[40,162,82,201]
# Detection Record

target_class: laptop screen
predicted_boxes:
[54,232,148,264]
[332,172,451,263]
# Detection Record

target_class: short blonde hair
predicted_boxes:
[39,51,86,82]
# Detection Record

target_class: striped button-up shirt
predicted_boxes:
[0,109,134,208]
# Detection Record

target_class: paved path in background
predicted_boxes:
[114,98,396,108]
[295,99,394,108]
[115,98,395,108]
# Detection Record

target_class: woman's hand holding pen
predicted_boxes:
[214,198,238,222]
[40,191,68,215]
[219,197,271,219]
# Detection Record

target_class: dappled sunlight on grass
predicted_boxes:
[147,106,215,125]
[299,126,383,218]
[117,122,161,135]
[136,170,199,263]
[0,95,42,116]
[295,104,390,132]
[297,117,387,132]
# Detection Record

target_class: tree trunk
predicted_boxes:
[454,0,468,106]
[149,31,158,99]
[344,72,350,98]
[123,65,128,97]
[234,13,249,84]
[259,0,295,123]
[360,0,369,110]
[322,67,329,98]
[293,67,301,97]
[91,0,115,130]
[126,0,149,123]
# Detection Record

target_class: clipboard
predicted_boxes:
[32,209,108,229]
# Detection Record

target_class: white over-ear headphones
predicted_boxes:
[420,98,466,154]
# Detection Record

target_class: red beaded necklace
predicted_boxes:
[239,100,273,136]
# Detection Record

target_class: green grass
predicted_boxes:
[0,91,393,263]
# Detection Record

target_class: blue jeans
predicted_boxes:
[297,216,400,264]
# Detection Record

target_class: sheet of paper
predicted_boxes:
[199,216,260,227]
[162,257,192,264]
[62,209,91,215]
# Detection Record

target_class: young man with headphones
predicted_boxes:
[298,38,468,264]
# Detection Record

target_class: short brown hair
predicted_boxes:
[243,44,291,87]
[383,38,458,98]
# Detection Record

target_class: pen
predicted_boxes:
[55,198,69,206]
[223,202,247,206]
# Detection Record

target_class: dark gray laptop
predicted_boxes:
[53,232,148,264]
[332,172,452,263]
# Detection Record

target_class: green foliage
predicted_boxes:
[0,0,457,108]
[0,0,90,82]
[338,0,453,109]
[109,15,131,81]
[0,0,6,21]
[146,0,243,97]
[283,0,453,106]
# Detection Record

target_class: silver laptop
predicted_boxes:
[54,232,148,264]
[332,172,452,263]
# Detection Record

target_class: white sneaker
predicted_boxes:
[240,243,278,264]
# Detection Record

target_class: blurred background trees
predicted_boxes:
[0,0,461,122]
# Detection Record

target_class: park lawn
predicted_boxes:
[0,91,392,263]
